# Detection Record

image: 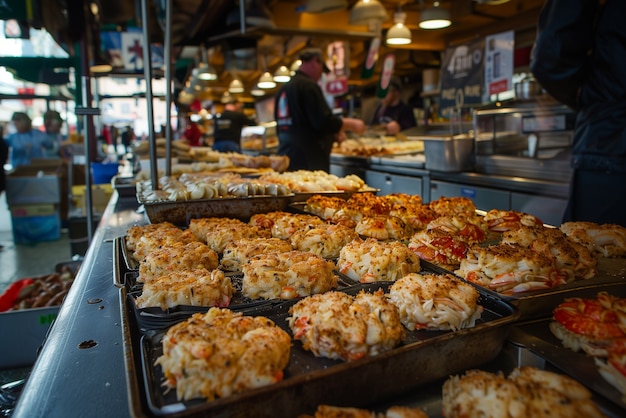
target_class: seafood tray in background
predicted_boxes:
[123,282,519,418]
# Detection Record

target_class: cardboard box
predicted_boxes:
[71,184,113,215]
[0,306,59,368]
[10,204,61,244]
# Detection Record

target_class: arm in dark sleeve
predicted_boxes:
[397,104,417,131]
[530,0,598,109]
[303,82,343,134]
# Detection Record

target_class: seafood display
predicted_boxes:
[305,404,428,418]
[483,209,544,232]
[221,237,293,272]
[138,241,218,283]
[249,211,325,240]
[561,221,626,258]
[408,229,469,271]
[289,223,359,259]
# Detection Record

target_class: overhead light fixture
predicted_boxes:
[89,57,113,74]
[257,71,276,89]
[386,11,411,45]
[229,77,245,93]
[245,0,276,29]
[290,59,302,75]
[305,0,348,13]
[349,0,388,26]
[273,65,291,82]
[194,62,217,81]
[251,85,265,96]
[419,1,451,30]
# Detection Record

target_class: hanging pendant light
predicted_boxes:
[349,0,388,26]
[258,71,276,89]
[273,65,291,82]
[251,85,265,96]
[419,1,451,30]
[386,11,411,45]
[290,59,302,75]
[228,77,245,93]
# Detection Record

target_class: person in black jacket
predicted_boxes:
[530,0,626,227]
[275,48,364,171]
[213,99,255,153]
[370,76,417,135]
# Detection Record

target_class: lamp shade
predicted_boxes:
[419,2,451,30]
[349,0,388,26]
[258,71,276,89]
[251,85,265,96]
[194,63,218,81]
[386,12,411,45]
[305,0,348,13]
[228,78,245,93]
[273,65,291,82]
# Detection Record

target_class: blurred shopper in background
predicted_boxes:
[43,110,67,159]
[531,0,626,226]
[5,112,52,167]
[275,47,364,171]
[370,76,417,136]
[120,126,134,154]
[212,98,255,153]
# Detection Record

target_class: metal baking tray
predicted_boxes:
[141,194,294,226]
[125,282,519,417]
[112,175,137,198]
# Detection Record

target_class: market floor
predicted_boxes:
[0,192,76,389]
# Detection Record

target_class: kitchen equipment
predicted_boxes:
[514,76,545,101]
[420,134,474,172]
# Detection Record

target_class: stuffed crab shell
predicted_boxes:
[337,238,421,283]
[288,290,405,361]
[221,237,293,272]
[138,241,219,282]
[156,308,291,401]
[388,273,483,331]
[289,223,359,259]
[241,250,337,300]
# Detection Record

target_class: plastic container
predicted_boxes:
[91,162,119,184]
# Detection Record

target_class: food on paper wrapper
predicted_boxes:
[502,225,597,281]
[408,229,469,271]
[484,209,544,232]
[455,243,561,295]
[135,268,233,310]
[442,367,606,418]
[337,238,421,283]
[550,292,626,357]
[221,237,293,272]
[560,221,626,258]
[355,215,413,241]
[306,404,428,418]
[241,250,337,300]
[138,241,219,282]
[289,223,359,259]
[249,211,326,240]
[155,308,291,401]
[388,273,483,331]
[288,290,405,362]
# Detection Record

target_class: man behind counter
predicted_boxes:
[370,76,417,136]
[212,98,256,153]
[275,48,365,171]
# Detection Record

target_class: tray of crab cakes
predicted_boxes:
[127,273,519,418]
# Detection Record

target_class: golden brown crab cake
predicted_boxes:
[241,250,337,300]
[135,268,233,310]
[407,229,469,271]
[249,211,326,240]
[289,223,359,259]
[132,228,199,262]
[354,215,413,241]
[388,273,483,331]
[426,214,488,245]
[188,217,244,244]
[221,237,293,272]
[126,221,179,252]
[484,209,544,233]
[383,192,423,207]
[288,289,405,362]
[560,221,626,258]
[337,238,421,283]
[204,221,271,255]
[429,196,476,217]
[455,243,560,295]
[502,225,597,281]
[310,405,428,418]
[155,308,291,401]
[303,195,348,220]
[389,203,438,232]
[138,241,219,282]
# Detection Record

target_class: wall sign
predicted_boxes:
[484,31,514,99]
[439,38,484,118]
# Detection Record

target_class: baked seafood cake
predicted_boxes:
[249,211,326,240]
[289,223,359,259]
[388,273,483,331]
[221,237,293,272]
[241,250,337,300]
[408,229,469,271]
[128,223,199,262]
[135,268,233,310]
[288,289,405,361]
[138,241,219,282]
[156,308,291,401]
[354,215,413,241]
[337,238,421,283]
[189,217,271,254]
[560,221,626,257]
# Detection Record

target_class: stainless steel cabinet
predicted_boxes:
[366,170,424,199]
[511,192,566,226]
[429,180,510,211]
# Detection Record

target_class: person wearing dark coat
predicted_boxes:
[530,0,626,227]
[274,48,364,171]
[370,76,417,135]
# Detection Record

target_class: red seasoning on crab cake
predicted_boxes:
[221,237,293,272]
[483,209,544,233]
[135,268,233,310]
[407,229,469,271]
[241,250,337,300]
[288,289,405,361]
[426,214,488,245]
[138,241,219,282]
[388,273,483,331]
[455,242,561,295]
[337,238,421,283]
[156,308,291,401]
